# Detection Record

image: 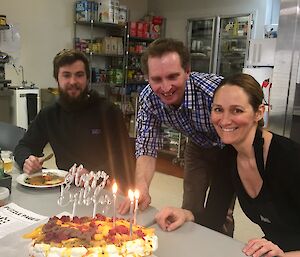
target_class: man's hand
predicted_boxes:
[118,182,151,215]
[155,207,194,232]
[23,155,45,174]
[243,238,285,257]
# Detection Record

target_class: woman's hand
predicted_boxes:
[155,207,194,232]
[243,238,285,257]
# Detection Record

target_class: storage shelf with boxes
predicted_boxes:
[74,0,127,102]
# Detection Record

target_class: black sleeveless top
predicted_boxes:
[199,129,300,252]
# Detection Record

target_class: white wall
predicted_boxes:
[1,0,278,88]
[148,0,273,42]
[1,0,147,89]
[2,0,75,88]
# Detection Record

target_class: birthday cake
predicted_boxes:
[24,214,158,257]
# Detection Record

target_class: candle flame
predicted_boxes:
[128,189,134,202]
[112,182,118,194]
[134,190,140,200]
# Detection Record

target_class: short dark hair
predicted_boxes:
[214,73,265,127]
[53,49,90,81]
[141,38,190,75]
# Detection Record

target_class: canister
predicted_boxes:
[0,15,7,26]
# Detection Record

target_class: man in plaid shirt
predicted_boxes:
[119,38,233,235]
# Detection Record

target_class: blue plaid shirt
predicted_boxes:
[135,72,223,158]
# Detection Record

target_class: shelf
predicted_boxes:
[88,52,123,57]
[221,49,245,54]
[75,20,125,30]
[128,52,143,56]
[0,80,12,85]
[126,80,148,85]
[221,56,245,60]
[191,35,213,39]
[91,82,123,87]
[129,36,155,43]
[220,35,247,40]
[190,53,210,59]
[127,66,142,70]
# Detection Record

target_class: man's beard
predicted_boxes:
[58,85,90,111]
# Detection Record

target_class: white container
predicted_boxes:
[0,187,9,207]
[98,0,114,23]
[118,5,127,24]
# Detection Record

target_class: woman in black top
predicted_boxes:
[155,73,300,257]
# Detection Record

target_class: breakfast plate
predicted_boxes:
[16,169,68,188]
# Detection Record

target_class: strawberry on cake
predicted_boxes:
[23,214,158,257]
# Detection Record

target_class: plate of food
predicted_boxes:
[16,169,68,188]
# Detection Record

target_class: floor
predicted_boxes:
[43,144,264,244]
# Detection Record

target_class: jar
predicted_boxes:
[0,187,9,207]
[0,15,7,26]
[1,150,13,173]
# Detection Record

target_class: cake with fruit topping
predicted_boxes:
[23,214,158,257]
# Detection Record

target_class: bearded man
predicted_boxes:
[14,49,134,192]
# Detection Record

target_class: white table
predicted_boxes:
[2,169,247,257]
[151,222,246,257]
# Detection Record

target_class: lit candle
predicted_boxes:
[128,189,134,237]
[112,182,118,227]
[133,190,140,225]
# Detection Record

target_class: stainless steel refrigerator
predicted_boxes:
[187,14,253,76]
[269,0,300,144]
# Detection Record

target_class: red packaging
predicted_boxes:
[130,22,137,37]
[152,16,163,25]
[150,23,161,39]
[137,21,149,38]
[137,22,143,38]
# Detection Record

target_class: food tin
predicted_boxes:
[0,15,7,26]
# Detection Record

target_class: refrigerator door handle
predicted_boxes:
[252,43,257,64]
[297,60,300,84]
[257,43,262,63]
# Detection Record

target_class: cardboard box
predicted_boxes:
[98,0,114,23]
[110,37,118,54]
[117,37,123,55]
[102,37,111,54]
